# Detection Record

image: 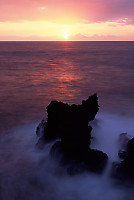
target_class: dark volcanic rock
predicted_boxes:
[36,119,46,148]
[118,133,132,159]
[112,135,134,181]
[50,141,107,175]
[36,94,108,174]
[44,93,99,144]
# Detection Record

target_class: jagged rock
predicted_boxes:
[118,133,132,159]
[50,141,108,175]
[36,94,108,174]
[112,135,134,181]
[44,93,99,144]
[36,119,45,137]
[36,119,46,149]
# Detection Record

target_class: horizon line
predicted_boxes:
[0,40,134,42]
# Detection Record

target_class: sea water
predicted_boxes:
[0,41,134,200]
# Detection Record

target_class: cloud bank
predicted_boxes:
[1,0,134,24]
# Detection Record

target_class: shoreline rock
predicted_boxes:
[112,134,134,181]
[36,94,108,174]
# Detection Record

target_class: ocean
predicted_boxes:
[0,41,134,200]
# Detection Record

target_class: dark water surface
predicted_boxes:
[0,41,134,200]
[0,41,134,131]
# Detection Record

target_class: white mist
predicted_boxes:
[0,112,134,200]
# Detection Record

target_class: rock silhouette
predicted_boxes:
[118,133,132,159]
[112,134,134,181]
[36,94,108,174]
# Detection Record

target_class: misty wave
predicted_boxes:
[0,113,134,200]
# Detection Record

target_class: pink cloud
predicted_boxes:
[1,33,133,41]
[0,0,134,24]
[0,35,58,41]
[69,33,120,41]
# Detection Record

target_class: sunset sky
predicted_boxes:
[1,0,134,41]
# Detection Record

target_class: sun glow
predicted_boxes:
[63,33,70,40]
